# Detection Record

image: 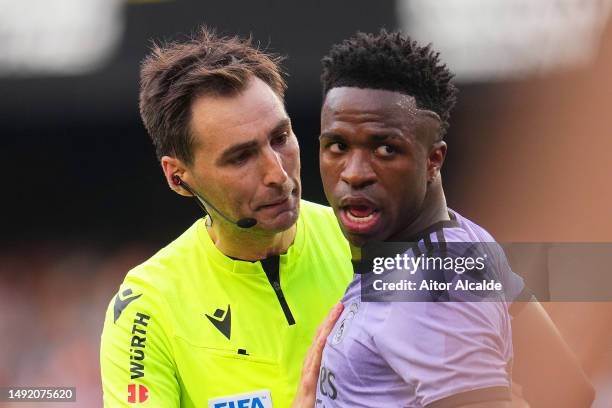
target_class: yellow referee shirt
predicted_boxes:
[100,200,352,407]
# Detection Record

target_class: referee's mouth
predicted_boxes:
[338,197,382,237]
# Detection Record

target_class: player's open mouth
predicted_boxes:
[346,205,377,222]
[339,204,381,234]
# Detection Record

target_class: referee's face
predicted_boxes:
[320,87,442,246]
[183,76,301,233]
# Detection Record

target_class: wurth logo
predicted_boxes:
[129,312,150,379]
[127,383,149,403]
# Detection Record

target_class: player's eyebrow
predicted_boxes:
[370,133,404,142]
[319,132,342,141]
[320,131,405,141]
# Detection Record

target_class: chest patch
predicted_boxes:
[208,389,272,408]
[331,302,359,345]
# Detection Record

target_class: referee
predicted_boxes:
[100,27,352,407]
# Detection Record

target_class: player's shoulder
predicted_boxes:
[444,209,497,243]
[436,210,507,266]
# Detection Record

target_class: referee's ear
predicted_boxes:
[161,155,192,197]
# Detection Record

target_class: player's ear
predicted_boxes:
[161,156,192,197]
[427,140,447,183]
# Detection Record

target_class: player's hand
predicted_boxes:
[291,303,344,408]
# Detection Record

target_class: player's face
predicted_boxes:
[187,77,301,232]
[320,87,440,246]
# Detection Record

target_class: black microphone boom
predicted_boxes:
[235,217,257,228]
[172,176,257,229]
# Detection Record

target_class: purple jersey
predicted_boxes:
[316,210,524,408]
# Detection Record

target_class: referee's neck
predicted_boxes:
[207,222,297,261]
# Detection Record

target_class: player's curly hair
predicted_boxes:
[321,30,458,136]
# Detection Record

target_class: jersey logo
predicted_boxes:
[331,302,358,345]
[114,288,142,323]
[127,383,148,403]
[205,304,232,340]
[208,389,272,408]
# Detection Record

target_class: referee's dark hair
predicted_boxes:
[139,26,286,166]
[321,30,458,136]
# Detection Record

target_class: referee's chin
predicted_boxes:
[255,200,300,233]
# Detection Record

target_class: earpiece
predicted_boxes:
[170,174,257,229]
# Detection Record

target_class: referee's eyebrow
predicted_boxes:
[217,140,258,165]
[268,118,292,138]
[216,118,291,165]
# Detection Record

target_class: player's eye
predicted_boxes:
[328,142,347,154]
[374,144,396,157]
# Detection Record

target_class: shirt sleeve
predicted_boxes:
[450,241,525,303]
[371,301,512,407]
[487,242,526,303]
[100,277,180,407]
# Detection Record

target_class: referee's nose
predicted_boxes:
[261,145,289,188]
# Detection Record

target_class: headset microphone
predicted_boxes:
[172,175,257,229]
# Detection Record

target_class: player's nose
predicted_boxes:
[340,151,376,189]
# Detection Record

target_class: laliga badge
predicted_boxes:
[208,389,273,408]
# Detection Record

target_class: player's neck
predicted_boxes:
[207,221,297,261]
[390,183,449,241]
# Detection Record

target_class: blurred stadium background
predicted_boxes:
[1,0,612,406]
